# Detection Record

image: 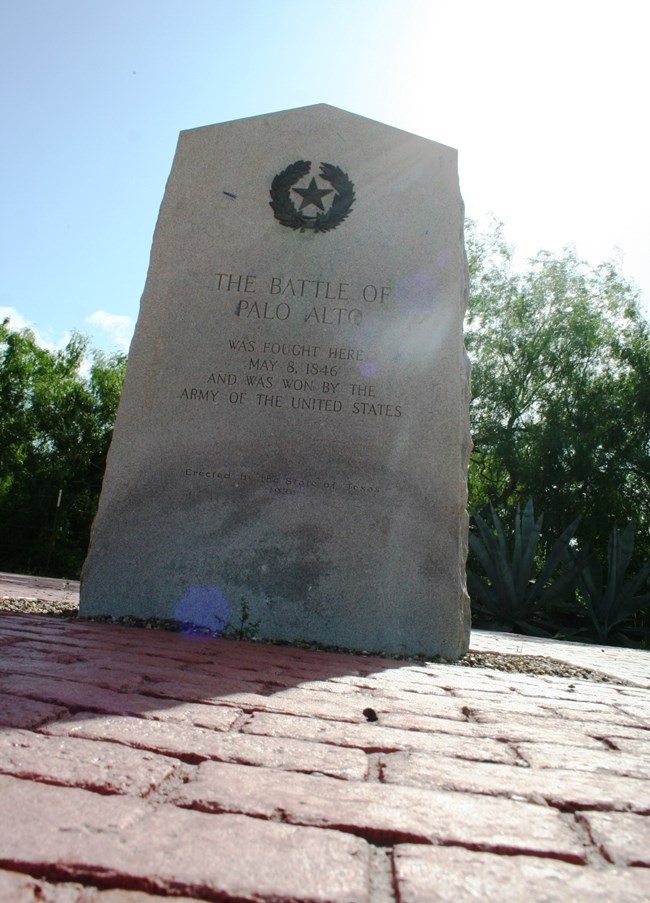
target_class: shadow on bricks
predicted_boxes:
[0,611,419,732]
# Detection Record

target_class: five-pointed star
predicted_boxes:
[293,177,333,211]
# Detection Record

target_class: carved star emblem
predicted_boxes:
[292,177,333,211]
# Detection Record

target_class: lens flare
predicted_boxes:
[173,586,231,639]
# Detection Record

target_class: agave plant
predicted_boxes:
[576,523,650,645]
[467,498,583,635]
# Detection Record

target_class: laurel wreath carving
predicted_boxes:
[269,160,355,233]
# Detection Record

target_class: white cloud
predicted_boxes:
[1,305,31,332]
[86,309,134,351]
[0,306,69,351]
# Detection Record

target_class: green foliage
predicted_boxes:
[466,218,650,576]
[0,318,126,578]
[468,499,582,634]
[574,523,650,645]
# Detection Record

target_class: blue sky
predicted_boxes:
[2,0,648,354]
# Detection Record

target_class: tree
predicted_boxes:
[466,219,650,574]
[0,319,126,577]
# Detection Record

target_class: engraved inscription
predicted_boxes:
[214,272,391,328]
[183,467,383,496]
[179,333,401,418]
[176,272,403,418]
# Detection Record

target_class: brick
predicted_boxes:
[547,695,649,717]
[615,685,650,701]
[615,702,650,724]
[0,635,23,647]
[0,774,369,902]
[148,682,373,720]
[0,641,87,662]
[108,656,258,688]
[229,642,400,676]
[616,684,650,698]
[443,672,623,701]
[148,672,529,725]
[0,870,199,902]
[0,643,270,696]
[81,891,199,902]
[551,679,641,700]
[278,676,451,702]
[377,710,618,749]
[0,664,284,732]
[328,671,451,697]
[372,710,498,734]
[0,728,175,795]
[0,693,68,729]
[148,680,446,723]
[436,669,602,705]
[242,710,519,763]
[146,700,242,731]
[380,750,650,813]
[447,698,563,721]
[0,655,142,693]
[578,810,650,866]
[468,702,645,728]
[6,637,166,660]
[0,674,164,715]
[393,844,650,902]
[547,693,649,718]
[138,670,269,697]
[173,760,587,861]
[531,715,647,746]
[0,674,240,730]
[357,694,476,722]
[80,889,199,902]
[453,670,628,704]
[516,741,649,780]
[605,736,650,757]
[0,618,71,638]
[0,869,82,903]
[351,691,487,721]
[0,621,236,673]
[449,690,617,722]
[41,712,368,780]
[69,631,385,684]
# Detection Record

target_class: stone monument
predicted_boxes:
[80,104,471,658]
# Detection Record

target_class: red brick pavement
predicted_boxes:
[0,609,648,901]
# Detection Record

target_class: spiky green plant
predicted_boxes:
[468,498,583,635]
[576,523,650,645]
[223,598,260,641]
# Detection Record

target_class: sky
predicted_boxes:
[1,0,648,355]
